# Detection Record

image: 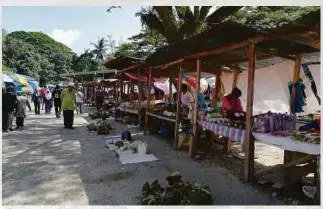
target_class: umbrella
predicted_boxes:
[4,72,28,86]
[28,81,39,90]
[19,74,37,82]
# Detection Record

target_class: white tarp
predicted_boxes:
[220,61,321,114]
[253,133,320,155]
[153,79,177,95]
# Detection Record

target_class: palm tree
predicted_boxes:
[136,6,243,44]
[90,37,108,61]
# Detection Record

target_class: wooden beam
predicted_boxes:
[174,62,183,150]
[255,48,295,60]
[189,59,202,157]
[184,35,269,59]
[284,54,302,194]
[213,74,221,106]
[120,64,141,73]
[138,68,142,128]
[144,68,152,134]
[154,59,184,69]
[244,42,256,182]
[169,77,173,102]
[232,68,239,90]
[183,30,316,60]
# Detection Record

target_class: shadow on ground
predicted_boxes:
[2,108,284,205]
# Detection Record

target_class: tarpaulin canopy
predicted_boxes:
[3,72,28,86]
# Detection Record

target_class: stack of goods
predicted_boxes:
[112,131,148,154]
[270,131,320,144]
[141,172,212,205]
[205,106,222,122]
[252,112,297,133]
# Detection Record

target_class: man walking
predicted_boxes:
[2,87,18,132]
[61,83,76,129]
[52,85,62,118]
[76,87,84,114]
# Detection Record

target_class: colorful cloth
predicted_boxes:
[198,120,245,144]
[288,81,306,113]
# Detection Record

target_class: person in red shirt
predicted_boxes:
[40,86,47,110]
[221,87,245,118]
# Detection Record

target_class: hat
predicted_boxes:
[67,82,74,87]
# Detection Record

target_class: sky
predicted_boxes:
[2,6,143,55]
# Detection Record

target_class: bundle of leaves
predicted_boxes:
[141,172,212,205]
[97,120,110,135]
[89,112,103,120]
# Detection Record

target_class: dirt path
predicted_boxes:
[2,109,283,205]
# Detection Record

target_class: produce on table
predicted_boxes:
[141,172,213,205]
[270,131,320,144]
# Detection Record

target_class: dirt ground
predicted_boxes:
[2,107,284,205]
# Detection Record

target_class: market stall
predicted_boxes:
[143,10,320,199]
[105,56,148,128]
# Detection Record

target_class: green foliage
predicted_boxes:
[136,6,242,44]
[90,37,109,61]
[3,31,74,84]
[231,6,320,29]
[141,172,213,205]
[8,31,72,53]
[113,29,166,59]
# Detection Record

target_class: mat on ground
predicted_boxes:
[105,138,158,164]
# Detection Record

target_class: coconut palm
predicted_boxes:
[136,6,243,44]
[90,37,108,61]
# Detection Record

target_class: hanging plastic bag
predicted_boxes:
[137,141,148,154]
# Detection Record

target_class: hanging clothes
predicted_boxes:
[288,81,306,113]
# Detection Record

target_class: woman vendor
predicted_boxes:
[221,87,245,119]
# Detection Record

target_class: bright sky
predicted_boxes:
[2,6,143,55]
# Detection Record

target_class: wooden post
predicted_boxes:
[189,59,202,157]
[232,68,239,90]
[138,68,142,128]
[169,77,173,102]
[174,63,183,149]
[284,54,301,194]
[144,68,152,134]
[244,42,256,182]
[213,74,221,107]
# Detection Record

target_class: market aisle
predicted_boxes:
[3,109,283,205]
[2,112,89,205]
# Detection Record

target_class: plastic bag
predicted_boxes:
[137,141,148,154]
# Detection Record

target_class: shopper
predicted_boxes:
[76,87,84,114]
[52,85,62,118]
[61,83,76,129]
[15,92,32,130]
[32,89,42,115]
[2,87,18,132]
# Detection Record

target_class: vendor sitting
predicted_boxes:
[221,87,245,119]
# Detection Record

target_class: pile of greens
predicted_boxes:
[89,112,103,120]
[141,172,212,205]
